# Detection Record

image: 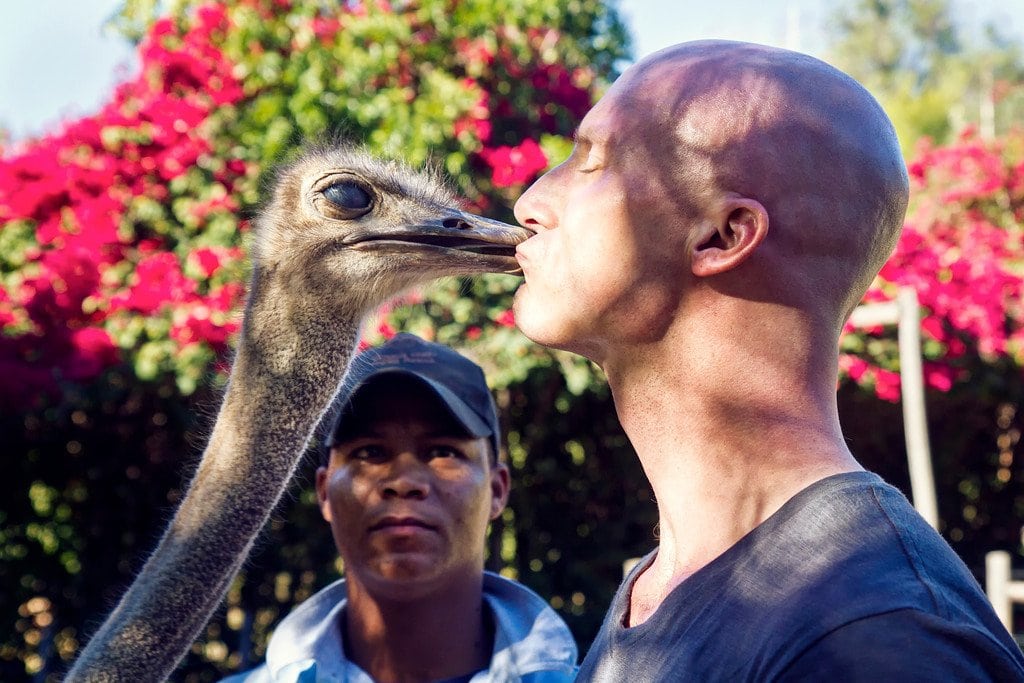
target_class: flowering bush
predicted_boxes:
[840,128,1024,401]
[3,0,1023,678]
[0,0,631,678]
[0,3,249,404]
[0,0,623,412]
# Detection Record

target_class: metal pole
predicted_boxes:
[897,287,939,529]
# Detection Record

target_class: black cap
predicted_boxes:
[325,333,500,458]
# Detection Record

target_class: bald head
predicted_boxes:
[618,40,909,322]
[512,40,909,361]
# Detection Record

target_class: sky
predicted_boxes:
[0,0,1022,141]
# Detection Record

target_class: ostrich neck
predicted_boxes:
[67,268,361,682]
[177,267,359,534]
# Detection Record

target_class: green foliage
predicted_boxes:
[0,0,633,679]
[6,1,1024,680]
[827,0,1024,151]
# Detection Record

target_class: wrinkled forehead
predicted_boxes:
[584,42,895,194]
[578,59,685,145]
[595,47,800,150]
[575,51,756,209]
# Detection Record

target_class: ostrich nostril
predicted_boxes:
[442,218,471,230]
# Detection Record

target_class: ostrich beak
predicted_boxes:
[349,210,534,275]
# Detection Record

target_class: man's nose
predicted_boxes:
[513,170,559,232]
[380,454,429,500]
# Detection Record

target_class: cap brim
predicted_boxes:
[328,368,492,445]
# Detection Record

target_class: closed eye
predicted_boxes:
[577,148,606,174]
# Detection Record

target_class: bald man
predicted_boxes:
[513,41,1024,680]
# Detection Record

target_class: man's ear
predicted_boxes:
[315,465,332,522]
[489,462,511,520]
[691,197,768,277]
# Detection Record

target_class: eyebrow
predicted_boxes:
[572,128,593,146]
[573,127,614,152]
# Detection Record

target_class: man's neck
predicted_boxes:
[343,574,492,683]
[603,317,862,626]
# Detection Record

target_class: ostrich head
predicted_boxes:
[253,145,532,314]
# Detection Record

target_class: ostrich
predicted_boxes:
[66,145,531,682]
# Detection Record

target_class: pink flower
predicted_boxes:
[454,38,495,67]
[63,327,120,381]
[114,252,196,314]
[312,16,342,43]
[190,247,223,278]
[454,116,492,143]
[170,303,239,350]
[839,354,869,382]
[479,139,547,188]
[494,309,515,328]
[923,364,956,392]
[207,282,244,311]
[920,316,946,342]
[874,368,902,403]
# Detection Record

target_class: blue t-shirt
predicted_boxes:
[578,471,1024,681]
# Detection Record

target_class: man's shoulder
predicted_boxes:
[777,607,1024,681]
[577,472,1018,681]
[482,572,578,681]
[747,471,994,623]
[757,475,1024,677]
[716,471,1019,667]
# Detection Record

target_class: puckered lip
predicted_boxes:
[368,515,438,532]
[514,241,534,276]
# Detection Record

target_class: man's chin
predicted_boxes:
[361,557,443,597]
[512,292,572,349]
[372,553,435,579]
[513,298,598,359]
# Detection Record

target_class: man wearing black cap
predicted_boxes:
[224,333,577,683]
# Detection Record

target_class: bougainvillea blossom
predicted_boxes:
[479,138,548,187]
[847,129,1024,401]
[2,0,1021,416]
[0,2,245,406]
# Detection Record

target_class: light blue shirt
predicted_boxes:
[222,572,578,683]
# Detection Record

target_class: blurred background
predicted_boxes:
[1,0,1023,680]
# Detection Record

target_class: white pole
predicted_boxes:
[897,287,939,529]
[987,550,1014,631]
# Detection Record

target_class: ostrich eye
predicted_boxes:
[322,181,372,213]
